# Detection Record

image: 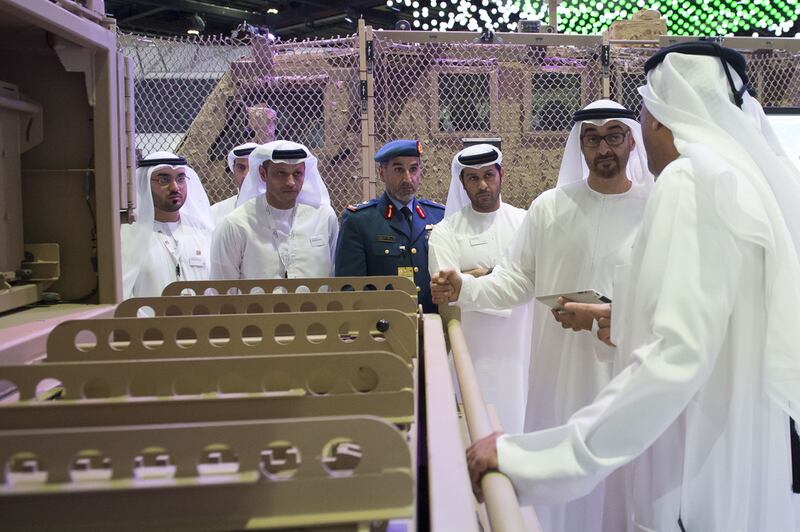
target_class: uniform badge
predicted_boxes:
[376,235,396,242]
[397,266,415,280]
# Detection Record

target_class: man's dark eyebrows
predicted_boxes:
[582,126,599,134]
[606,125,625,132]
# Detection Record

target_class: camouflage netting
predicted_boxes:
[119,31,800,214]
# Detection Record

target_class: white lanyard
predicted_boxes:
[155,223,183,279]
[262,199,298,278]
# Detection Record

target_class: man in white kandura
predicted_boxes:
[211,140,338,279]
[462,42,800,532]
[121,151,214,298]
[428,144,532,434]
[432,99,653,532]
[211,142,258,224]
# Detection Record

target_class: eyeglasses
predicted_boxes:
[151,174,188,187]
[580,130,629,148]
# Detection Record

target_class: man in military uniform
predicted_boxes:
[335,139,445,312]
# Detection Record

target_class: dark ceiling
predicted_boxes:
[105,0,400,39]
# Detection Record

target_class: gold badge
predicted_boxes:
[397,266,415,280]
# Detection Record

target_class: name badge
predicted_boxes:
[310,236,326,247]
[188,256,206,268]
[397,267,415,280]
[469,237,488,247]
[376,235,396,242]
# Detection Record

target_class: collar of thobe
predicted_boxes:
[262,196,298,237]
[581,177,636,199]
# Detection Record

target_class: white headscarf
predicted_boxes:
[557,99,653,190]
[235,140,330,208]
[445,144,503,218]
[639,50,800,420]
[122,151,213,295]
[226,142,259,173]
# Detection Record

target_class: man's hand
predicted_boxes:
[550,296,594,331]
[466,431,503,502]
[562,302,614,346]
[430,268,462,304]
[462,267,491,278]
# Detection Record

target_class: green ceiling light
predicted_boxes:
[385,0,800,36]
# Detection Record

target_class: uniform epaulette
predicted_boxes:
[418,197,445,209]
[345,198,379,213]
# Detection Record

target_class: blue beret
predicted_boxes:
[374,139,421,163]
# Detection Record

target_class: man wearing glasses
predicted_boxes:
[121,151,215,298]
[431,100,652,532]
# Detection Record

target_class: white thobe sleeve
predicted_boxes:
[496,169,743,504]
[326,206,339,277]
[458,206,537,310]
[210,219,246,280]
[428,222,459,274]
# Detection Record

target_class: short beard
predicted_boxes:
[593,157,619,178]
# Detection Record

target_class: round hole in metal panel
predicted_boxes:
[351,366,379,393]
[172,374,207,396]
[35,378,64,400]
[219,303,237,315]
[259,441,300,481]
[192,304,210,316]
[128,376,158,398]
[6,452,48,486]
[70,450,112,482]
[326,301,344,311]
[142,328,165,350]
[209,326,230,347]
[133,447,175,480]
[307,368,336,395]
[321,438,362,478]
[82,378,112,399]
[274,324,295,345]
[74,329,97,352]
[176,327,197,348]
[108,329,131,351]
[306,323,327,344]
[299,301,317,312]
[246,302,264,314]
[197,444,239,476]
[273,302,291,313]
[242,325,262,347]
[165,305,183,316]
[262,370,293,393]
[337,322,359,342]
[0,379,18,403]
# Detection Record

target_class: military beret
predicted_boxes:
[374,139,422,163]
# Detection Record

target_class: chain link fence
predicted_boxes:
[119,32,364,216]
[372,35,603,208]
[120,31,800,214]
